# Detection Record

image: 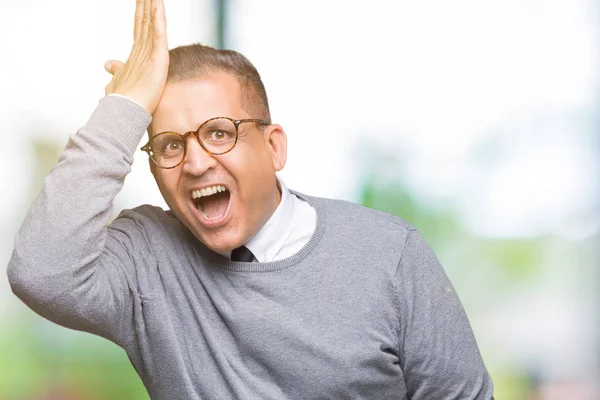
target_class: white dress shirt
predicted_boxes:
[222,178,316,262]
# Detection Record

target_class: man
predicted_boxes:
[7,0,494,398]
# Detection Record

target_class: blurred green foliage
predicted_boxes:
[0,313,147,400]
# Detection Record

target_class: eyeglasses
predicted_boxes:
[141,117,268,169]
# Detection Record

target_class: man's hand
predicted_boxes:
[104,0,169,114]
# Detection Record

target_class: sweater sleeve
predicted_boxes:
[394,229,494,399]
[6,95,152,345]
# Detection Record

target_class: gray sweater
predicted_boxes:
[8,96,494,399]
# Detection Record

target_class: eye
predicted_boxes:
[152,134,185,157]
[164,141,182,152]
[209,130,234,142]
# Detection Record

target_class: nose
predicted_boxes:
[181,133,218,176]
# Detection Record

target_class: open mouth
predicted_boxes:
[191,185,231,221]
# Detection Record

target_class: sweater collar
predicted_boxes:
[200,190,327,272]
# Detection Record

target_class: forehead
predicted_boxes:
[150,73,247,135]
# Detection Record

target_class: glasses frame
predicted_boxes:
[141,117,269,169]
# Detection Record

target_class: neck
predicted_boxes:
[275,178,282,206]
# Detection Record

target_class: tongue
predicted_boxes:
[200,191,230,219]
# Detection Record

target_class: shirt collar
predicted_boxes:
[244,177,294,262]
[218,177,295,262]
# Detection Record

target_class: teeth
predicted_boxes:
[191,185,228,199]
[200,209,221,221]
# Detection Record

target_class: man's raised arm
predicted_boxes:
[6,0,169,344]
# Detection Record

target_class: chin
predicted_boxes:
[196,227,246,253]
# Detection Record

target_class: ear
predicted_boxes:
[264,124,287,171]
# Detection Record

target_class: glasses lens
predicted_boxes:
[198,118,237,154]
[150,132,185,168]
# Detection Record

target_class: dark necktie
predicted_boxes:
[231,246,255,262]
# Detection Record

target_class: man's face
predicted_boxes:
[149,73,287,252]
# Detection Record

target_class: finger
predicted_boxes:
[140,0,152,46]
[133,0,144,41]
[152,0,167,48]
[104,60,125,75]
[147,0,155,46]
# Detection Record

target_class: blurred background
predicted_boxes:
[1,0,598,398]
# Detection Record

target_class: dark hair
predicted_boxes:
[168,44,271,123]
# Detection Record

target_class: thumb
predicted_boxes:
[104,60,124,75]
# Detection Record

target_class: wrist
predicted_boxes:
[107,93,146,111]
